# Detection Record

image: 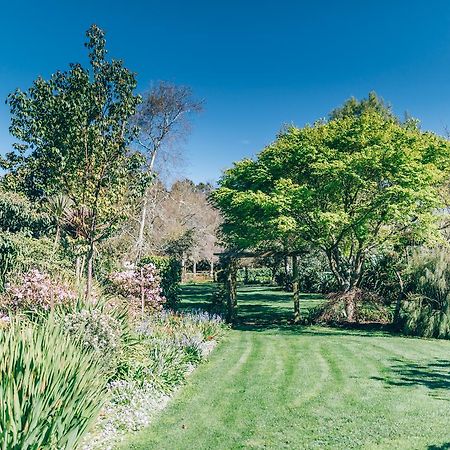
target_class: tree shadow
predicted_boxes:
[180,283,399,338]
[428,444,450,449]
[372,358,450,400]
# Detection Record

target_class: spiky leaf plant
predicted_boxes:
[0,317,108,449]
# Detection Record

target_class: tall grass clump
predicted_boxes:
[400,248,450,339]
[0,318,108,449]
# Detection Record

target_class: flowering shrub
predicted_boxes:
[1,269,76,314]
[64,309,123,355]
[139,256,181,307]
[109,263,165,311]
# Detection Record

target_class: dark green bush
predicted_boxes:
[139,255,182,307]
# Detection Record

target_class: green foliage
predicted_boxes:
[0,189,48,235]
[3,25,148,290]
[213,102,450,293]
[0,318,108,449]
[118,310,225,392]
[139,255,181,307]
[400,248,450,338]
[0,190,55,290]
[329,91,396,121]
[0,234,72,291]
[237,267,273,284]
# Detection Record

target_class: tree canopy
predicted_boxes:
[213,106,450,298]
[2,25,146,297]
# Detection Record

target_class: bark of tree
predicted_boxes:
[225,258,238,323]
[85,241,94,300]
[325,246,366,321]
[210,259,214,279]
[292,255,300,322]
[393,269,405,326]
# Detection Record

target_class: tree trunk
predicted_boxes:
[344,289,357,322]
[85,242,94,301]
[140,267,145,315]
[393,270,405,326]
[292,255,300,322]
[284,255,290,276]
[244,266,249,284]
[53,225,60,252]
[136,191,149,260]
[193,261,197,276]
[76,255,81,285]
[226,258,237,323]
[181,252,186,282]
[210,260,214,279]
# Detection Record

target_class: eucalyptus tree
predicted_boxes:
[214,102,450,320]
[3,25,146,298]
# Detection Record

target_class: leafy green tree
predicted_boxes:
[3,25,146,298]
[214,105,450,320]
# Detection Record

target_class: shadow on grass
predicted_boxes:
[428,444,450,450]
[180,283,399,338]
[372,358,450,399]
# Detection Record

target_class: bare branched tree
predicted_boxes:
[132,82,203,258]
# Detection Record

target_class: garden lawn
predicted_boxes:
[121,284,450,450]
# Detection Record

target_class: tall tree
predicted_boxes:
[214,102,450,320]
[3,25,145,298]
[132,82,202,258]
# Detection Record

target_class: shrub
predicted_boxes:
[0,234,73,292]
[0,189,48,236]
[1,269,76,315]
[119,309,226,391]
[0,318,108,449]
[139,255,181,307]
[399,248,450,338]
[109,263,165,312]
[64,309,122,355]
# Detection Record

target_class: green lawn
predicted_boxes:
[121,284,450,450]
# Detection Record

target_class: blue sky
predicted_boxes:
[1,0,450,183]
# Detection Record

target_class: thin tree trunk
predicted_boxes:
[181,252,187,282]
[85,242,94,301]
[292,255,300,322]
[136,192,149,260]
[393,269,405,326]
[53,225,60,252]
[76,255,81,285]
[193,261,197,276]
[140,267,145,315]
[226,258,237,323]
[210,260,214,279]
[136,151,157,260]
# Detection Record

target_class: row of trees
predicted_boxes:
[213,93,450,322]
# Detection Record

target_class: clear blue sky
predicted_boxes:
[1,0,450,183]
